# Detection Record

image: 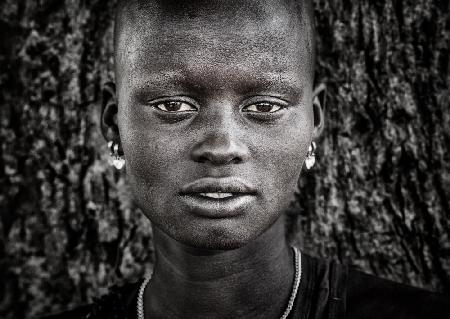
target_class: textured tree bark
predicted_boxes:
[0,0,448,318]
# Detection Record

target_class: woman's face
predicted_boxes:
[114,1,316,249]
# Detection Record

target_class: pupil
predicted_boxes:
[257,103,272,112]
[166,102,181,111]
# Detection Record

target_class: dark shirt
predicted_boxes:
[41,253,450,319]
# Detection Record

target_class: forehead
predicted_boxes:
[115,0,313,89]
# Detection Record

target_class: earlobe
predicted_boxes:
[101,81,121,144]
[312,83,326,139]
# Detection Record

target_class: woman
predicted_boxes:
[44,0,450,318]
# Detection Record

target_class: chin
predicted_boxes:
[188,238,246,250]
[166,220,263,251]
[193,233,250,250]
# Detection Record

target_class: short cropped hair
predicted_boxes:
[114,0,316,80]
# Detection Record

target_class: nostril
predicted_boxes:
[197,155,208,164]
[230,157,242,164]
[190,144,248,165]
[190,133,249,165]
[195,150,243,165]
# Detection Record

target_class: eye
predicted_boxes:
[243,102,283,113]
[154,101,197,112]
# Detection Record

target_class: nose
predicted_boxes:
[190,130,250,165]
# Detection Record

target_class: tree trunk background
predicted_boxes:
[0,0,449,318]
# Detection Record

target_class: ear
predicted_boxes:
[101,82,121,147]
[312,83,326,139]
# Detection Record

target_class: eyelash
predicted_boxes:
[242,102,285,113]
[149,98,289,123]
[152,101,286,113]
[153,101,197,113]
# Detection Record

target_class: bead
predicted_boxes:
[113,157,125,170]
[305,141,317,170]
[107,141,125,170]
[305,155,315,170]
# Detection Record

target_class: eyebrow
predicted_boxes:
[130,70,305,101]
[240,71,305,99]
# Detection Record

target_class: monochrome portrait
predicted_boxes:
[0,0,449,318]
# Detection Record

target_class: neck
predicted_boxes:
[144,217,295,319]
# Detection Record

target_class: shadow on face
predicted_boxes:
[104,0,321,250]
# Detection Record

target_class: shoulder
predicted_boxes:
[39,281,141,319]
[346,269,450,319]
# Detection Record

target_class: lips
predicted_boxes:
[180,177,257,198]
[198,192,234,199]
[179,177,257,218]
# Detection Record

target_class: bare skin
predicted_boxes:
[102,0,324,318]
[147,218,294,318]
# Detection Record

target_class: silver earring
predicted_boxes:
[305,141,316,170]
[108,141,125,170]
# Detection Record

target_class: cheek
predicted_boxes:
[118,109,185,196]
[263,108,313,179]
[254,107,313,214]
